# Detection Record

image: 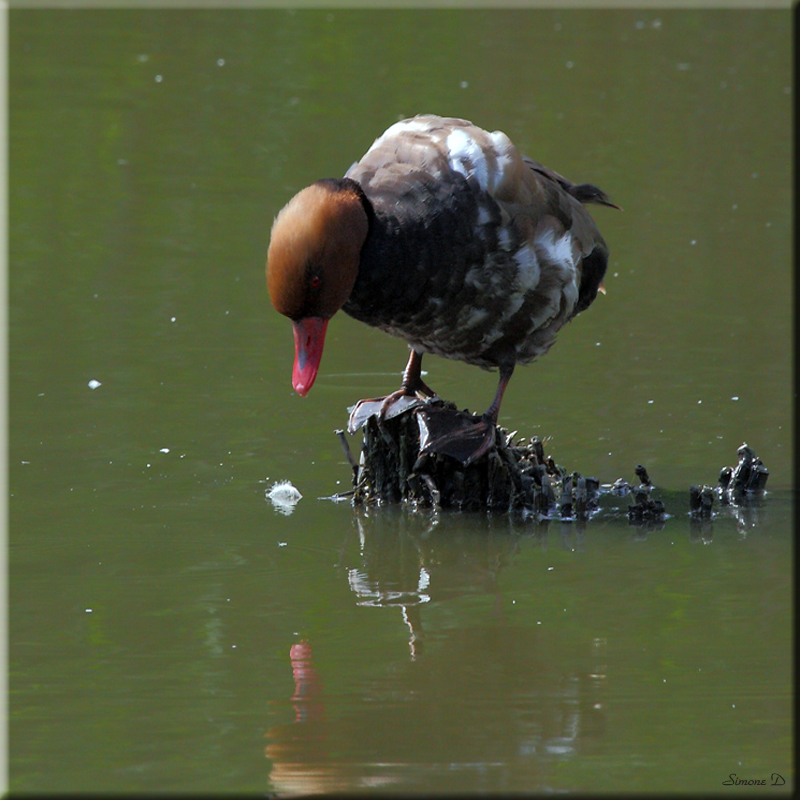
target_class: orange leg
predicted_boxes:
[347,349,435,434]
[379,349,436,412]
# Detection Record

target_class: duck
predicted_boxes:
[267,114,618,465]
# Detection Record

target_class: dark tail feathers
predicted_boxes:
[570,183,621,210]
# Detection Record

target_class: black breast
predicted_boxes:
[343,168,503,344]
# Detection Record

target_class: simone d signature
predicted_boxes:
[723,773,785,787]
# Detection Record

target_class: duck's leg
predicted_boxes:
[395,348,435,399]
[418,364,514,466]
[347,349,435,433]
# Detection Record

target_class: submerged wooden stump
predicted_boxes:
[339,399,600,517]
[334,399,769,522]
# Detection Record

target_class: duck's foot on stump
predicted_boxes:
[417,406,497,466]
[347,392,426,434]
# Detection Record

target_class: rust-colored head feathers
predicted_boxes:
[267,179,368,321]
[266,178,368,396]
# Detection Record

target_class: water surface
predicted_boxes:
[9,8,793,794]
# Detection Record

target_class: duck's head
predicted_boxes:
[267,179,368,396]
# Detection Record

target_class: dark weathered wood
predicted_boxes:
[334,400,769,524]
[344,401,598,516]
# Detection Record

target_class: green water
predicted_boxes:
[9,8,792,794]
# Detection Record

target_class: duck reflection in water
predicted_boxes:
[265,512,611,793]
[265,627,609,792]
[265,639,399,794]
[263,641,332,794]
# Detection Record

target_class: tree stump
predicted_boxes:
[333,399,769,523]
[339,400,599,517]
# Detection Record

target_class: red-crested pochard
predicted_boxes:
[267,114,618,465]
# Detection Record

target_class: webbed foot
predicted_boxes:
[347,348,435,434]
[347,391,425,434]
[417,406,497,466]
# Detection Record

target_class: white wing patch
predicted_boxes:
[445,126,521,203]
[486,130,518,196]
[533,228,580,321]
[446,129,490,191]
[535,228,576,274]
[513,242,541,292]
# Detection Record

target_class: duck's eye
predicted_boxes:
[310,275,321,290]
